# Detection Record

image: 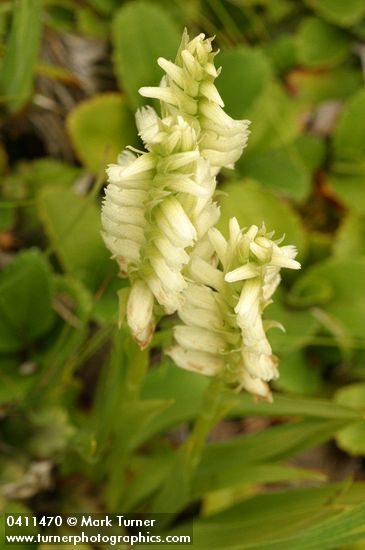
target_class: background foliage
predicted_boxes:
[1,0,365,548]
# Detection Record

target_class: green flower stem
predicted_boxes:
[124,333,149,402]
[183,375,225,474]
[151,375,227,516]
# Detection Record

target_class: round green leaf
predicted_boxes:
[217,180,307,259]
[333,89,365,162]
[336,422,365,456]
[240,82,304,154]
[242,147,311,201]
[274,350,323,395]
[266,289,320,354]
[306,0,365,27]
[293,134,326,174]
[334,214,365,258]
[290,258,365,339]
[334,386,365,455]
[329,174,365,215]
[335,383,365,411]
[38,187,113,291]
[67,93,136,174]
[267,34,297,74]
[216,47,271,118]
[0,249,54,353]
[296,17,350,68]
[112,1,180,109]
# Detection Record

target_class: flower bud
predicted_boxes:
[127,279,155,349]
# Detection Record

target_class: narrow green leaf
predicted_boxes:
[142,361,360,434]
[233,393,361,420]
[142,360,208,434]
[152,483,365,549]
[238,500,365,549]
[117,287,130,328]
[200,419,348,468]
[0,0,42,112]
[116,399,175,453]
[122,452,175,511]
[193,461,325,498]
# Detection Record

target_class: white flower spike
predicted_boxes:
[168,220,300,400]
[102,31,252,348]
[101,108,219,347]
[139,30,250,175]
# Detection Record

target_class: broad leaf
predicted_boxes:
[240,82,304,154]
[216,47,271,118]
[334,384,365,455]
[290,258,365,339]
[333,89,365,162]
[296,17,350,68]
[218,180,307,260]
[305,0,365,27]
[241,147,311,201]
[0,249,54,353]
[112,1,180,109]
[38,187,115,291]
[329,174,365,216]
[334,214,365,258]
[67,94,136,174]
[274,350,323,395]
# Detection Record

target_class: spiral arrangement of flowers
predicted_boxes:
[101,30,300,398]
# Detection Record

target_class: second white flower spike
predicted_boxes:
[168,220,301,400]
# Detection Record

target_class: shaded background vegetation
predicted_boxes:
[1,0,365,548]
